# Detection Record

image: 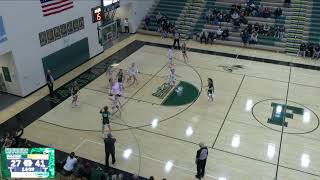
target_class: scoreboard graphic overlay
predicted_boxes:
[1,148,55,178]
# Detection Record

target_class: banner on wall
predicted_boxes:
[39,17,84,47]
[0,16,7,43]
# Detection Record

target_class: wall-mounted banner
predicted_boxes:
[38,17,84,47]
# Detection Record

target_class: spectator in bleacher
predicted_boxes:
[144,15,150,30]
[262,7,272,18]
[250,31,258,44]
[156,12,162,25]
[1,132,12,148]
[132,174,139,180]
[247,24,253,34]
[224,13,231,22]
[231,4,237,14]
[258,5,264,16]
[222,29,230,40]
[244,5,252,16]
[214,13,223,26]
[231,12,240,21]
[160,21,167,38]
[313,43,320,59]
[212,8,218,16]
[239,12,248,24]
[208,30,216,44]
[254,23,260,32]
[149,176,155,180]
[279,26,285,39]
[63,152,78,176]
[241,29,250,46]
[200,30,208,44]
[236,3,242,13]
[274,26,280,38]
[284,0,291,7]
[297,43,307,58]
[246,0,254,6]
[79,162,91,179]
[117,174,124,180]
[0,132,8,149]
[233,18,241,31]
[206,9,212,24]
[173,30,180,49]
[251,5,259,17]
[11,126,24,148]
[306,43,314,57]
[216,26,223,39]
[168,22,175,33]
[262,24,270,36]
[274,8,283,18]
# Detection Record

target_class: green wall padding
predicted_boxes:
[42,37,90,79]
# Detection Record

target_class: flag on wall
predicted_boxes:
[40,0,74,17]
[0,16,7,43]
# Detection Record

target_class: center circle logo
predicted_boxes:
[252,99,319,134]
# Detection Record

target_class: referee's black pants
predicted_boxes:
[173,39,180,48]
[105,151,115,167]
[196,159,207,178]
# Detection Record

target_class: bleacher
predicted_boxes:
[139,0,320,55]
[146,0,188,32]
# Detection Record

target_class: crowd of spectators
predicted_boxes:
[198,27,230,44]
[0,126,29,150]
[297,42,320,59]
[155,12,177,39]
[201,0,287,45]
[240,23,285,45]
[205,1,284,28]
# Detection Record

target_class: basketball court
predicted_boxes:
[17,36,320,180]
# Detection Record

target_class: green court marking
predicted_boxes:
[268,103,304,127]
[161,81,199,106]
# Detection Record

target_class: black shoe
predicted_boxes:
[112,160,116,165]
[195,175,201,179]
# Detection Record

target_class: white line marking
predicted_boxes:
[74,138,87,152]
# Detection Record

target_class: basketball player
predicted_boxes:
[168,68,176,86]
[70,81,79,108]
[181,42,188,63]
[111,80,122,116]
[117,69,124,90]
[167,47,174,67]
[207,78,214,102]
[127,62,139,85]
[106,66,113,96]
[100,106,111,133]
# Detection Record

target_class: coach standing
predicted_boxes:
[46,69,54,97]
[104,133,116,168]
[195,142,208,179]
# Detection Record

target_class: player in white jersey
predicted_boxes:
[111,80,122,116]
[127,62,139,85]
[167,68,176,86]
[167,47,174,67]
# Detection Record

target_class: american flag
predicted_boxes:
[40,0,74,17]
